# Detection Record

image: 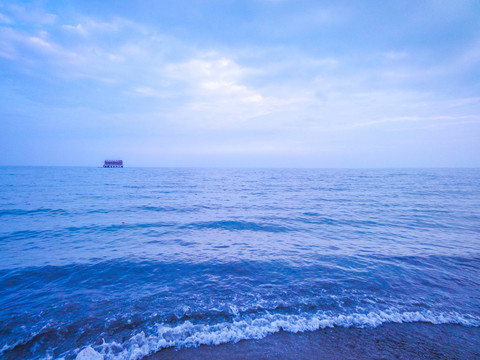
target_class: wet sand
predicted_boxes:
[147,323,480,360]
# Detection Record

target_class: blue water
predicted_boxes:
[0,167,479,359]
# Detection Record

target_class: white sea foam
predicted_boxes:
[76,346,104,360]
[78,310,479,360]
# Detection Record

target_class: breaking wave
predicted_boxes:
[77,310,480,360]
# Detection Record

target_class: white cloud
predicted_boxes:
[28,35,56,52]
[0,26,84,67]
[133,87,171,99]
[7,4,56,25]
[161,55,277,126]
[61,17,142,37]
[62,23,88,36]
[0,12,13,24]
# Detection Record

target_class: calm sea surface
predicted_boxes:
[0,167,479,359]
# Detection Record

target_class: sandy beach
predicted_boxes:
[147,323,480,360]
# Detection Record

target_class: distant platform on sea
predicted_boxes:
[103,160,123,168]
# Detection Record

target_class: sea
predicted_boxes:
[0,167,479,360]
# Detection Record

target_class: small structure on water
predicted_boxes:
[103,160,123,168]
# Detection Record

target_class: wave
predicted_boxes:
[77,310,479,360]
[0,219,291,243]
[0,222,177,242]
[180,220,293,232]
[0,208,69,217]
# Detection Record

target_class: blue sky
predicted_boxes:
[1,0,479,167]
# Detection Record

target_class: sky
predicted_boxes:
[0,0,479,167]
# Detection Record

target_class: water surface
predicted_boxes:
[0,167,479,359]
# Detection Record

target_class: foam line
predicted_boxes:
[77,310,479,360]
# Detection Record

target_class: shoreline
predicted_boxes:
[146,322,480,360]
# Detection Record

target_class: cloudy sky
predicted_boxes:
[1,0,479,167]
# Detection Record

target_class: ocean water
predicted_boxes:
[0,167,479,359]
